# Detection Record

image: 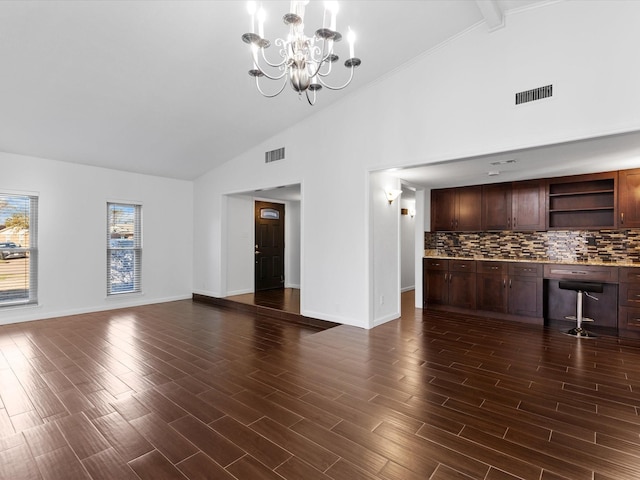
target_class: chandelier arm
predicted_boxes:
[305,89,317,106]
[306,42,335,79]
[251,51,288,81]
[255,76,288,98]
[257,38,290,69]
[317,65,356,91]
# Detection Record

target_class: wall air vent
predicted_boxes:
[265,147,285,163]
[515,84,552,105]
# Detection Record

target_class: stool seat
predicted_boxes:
[558,281,603,337]
[559,281,603,293]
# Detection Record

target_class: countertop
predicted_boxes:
[423,253,640,267]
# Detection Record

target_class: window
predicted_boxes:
[107,203,141,295]
[0,193,38,306]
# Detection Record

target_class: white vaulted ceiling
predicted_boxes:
[0,0,549,180]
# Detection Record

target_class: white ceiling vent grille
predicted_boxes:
[515,85,552,105]
[265,147,285,163]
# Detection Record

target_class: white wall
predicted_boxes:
[400,194,415,292]
[1,151,193,325]
[285,200,301,289]
[370,172,401,327]
[225,195,254,295]
[194,2,640,328]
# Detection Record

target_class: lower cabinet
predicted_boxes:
[619,267,640,334]
[423,258,476,309]
[476,262,542,318]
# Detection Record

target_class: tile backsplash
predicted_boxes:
[424,229,640,263]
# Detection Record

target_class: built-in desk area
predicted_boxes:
[423,257,640,338]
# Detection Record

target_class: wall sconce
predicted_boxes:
[384,188,402,205]
[409,208,416,218]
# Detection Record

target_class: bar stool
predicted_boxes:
[558,281,603,337]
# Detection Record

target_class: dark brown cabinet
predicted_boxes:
[618,267,640,334]
[431,186,482,231]
[482,183,512,231]
[423,258,476,309]
[476,262,508,312]
[507,263,543,318]
[619,168,640,228]
[476,261,542,318]
[481,181,545,231]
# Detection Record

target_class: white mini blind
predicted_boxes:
[0,193,38,306]
[107,203,142,295]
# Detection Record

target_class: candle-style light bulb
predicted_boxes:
[257,7,266,39]
[325,1,339,31]
[247,1,257,33]
[347,27,355,59]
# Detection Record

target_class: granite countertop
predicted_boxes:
[423,253,640,267]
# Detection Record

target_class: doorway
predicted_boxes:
[254,200,285,291]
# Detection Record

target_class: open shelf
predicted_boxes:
[547,173,616,229]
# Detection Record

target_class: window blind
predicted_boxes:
[107,203,142,295]
[0,193,38,306]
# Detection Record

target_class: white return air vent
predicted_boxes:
[265,147,285,163]
[515,84,553,105]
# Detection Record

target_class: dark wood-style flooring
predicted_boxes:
[227,288,300,314]
[2,291,640,479]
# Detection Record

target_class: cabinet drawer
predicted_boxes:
[619,267,640,283]
[619,283,640,307]
[619,306,640,330]
[450,260,476,272]
[424,259,448,271]
[543,264,618,283]
[477,261,507,274]
[509,263,542,277]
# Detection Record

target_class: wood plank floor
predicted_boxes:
[226,288,300,314]
[2,292,640,479]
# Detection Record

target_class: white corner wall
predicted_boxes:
[194,2,640,329]
[1,152,193,325]
[400,195,415,292]
[370,172,401,327]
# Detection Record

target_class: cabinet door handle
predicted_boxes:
[455,220,459,229]
[621,212,625,225]
[490,266,499,270]
[509,279,512,288]
[503,279,506,288]
[451,220,454,228]
[507,218,511,228]
[513,217,517,228]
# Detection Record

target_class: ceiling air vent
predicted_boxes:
[515,84,552,105]
[265,147,285,163]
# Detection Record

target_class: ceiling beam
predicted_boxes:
[475,0,505,31]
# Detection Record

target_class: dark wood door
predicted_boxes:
[431,188,455,231]
[511,180,546,231]
[476,273,507,313]
[455,186,482,231]
[254,201,285,291]
[619,168,640,227]
[425,269,448,306]
[507,276,542,317]
[448,272,476,309]
[482,183,512,230]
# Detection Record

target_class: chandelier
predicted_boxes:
[241,1,361,105]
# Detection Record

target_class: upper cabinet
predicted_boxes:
[431,169,638,233]
[431,186,482,231]
[481,180,545,231]
[619,168,640,228]
[547,172,617,230]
